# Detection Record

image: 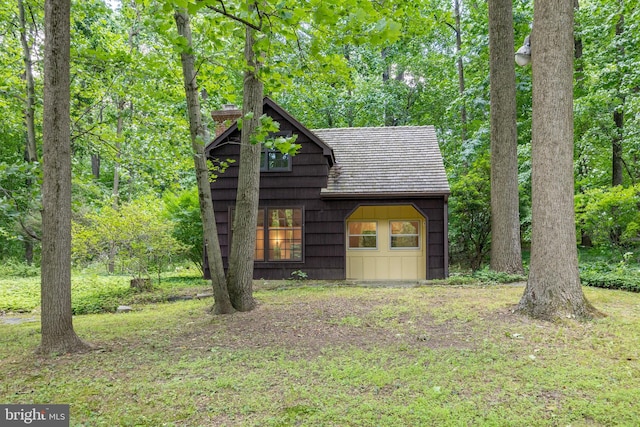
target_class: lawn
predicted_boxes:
[1,276,639,426]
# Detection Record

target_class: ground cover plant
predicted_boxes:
[0,270,209,314]
[1,278,639,426]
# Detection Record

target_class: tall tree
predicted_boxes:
[39,0,90,353]
[453,0,467,143]
[516,0,596,319]
[226,4,263,312]
[18,0,39,265]
[488,0,523,274]
[611,8,624,187]
[174,9,235,315]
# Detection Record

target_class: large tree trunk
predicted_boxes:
[226,19,262,312]
[174,10,234,315]
[39,0,90,354]
[516,0,597,320]
[488,0,524,274]
[454,0,467,143]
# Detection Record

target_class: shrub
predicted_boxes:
[163,187,203,272]
[448,156,491,270]
[72,196,185,280]
[576,184,640,248]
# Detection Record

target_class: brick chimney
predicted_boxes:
[211,104,242,137]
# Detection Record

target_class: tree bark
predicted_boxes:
[488,0,524,274]
[108,100,125,274]
[19,0,38,165]
[454,0,467,143]
[39,0,90,354]
[19,0,38,266]
[226,17,262,312]
[174,10,234,315]
[516,0,597,320]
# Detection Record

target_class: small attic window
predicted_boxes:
[261,131,292,172]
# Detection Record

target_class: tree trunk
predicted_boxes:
[108,100,125,274]
[488,0,524,274]
[612,12,624,187]
[19,0,38,164]
[454,0,467,143]
[174,10,234,315]
[39,0,90,354]
[226,18,262,312]
[19,0,38,266]
[91,154,100,179]
[516,0,597,320]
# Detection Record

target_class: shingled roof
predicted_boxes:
[312,126,450,198]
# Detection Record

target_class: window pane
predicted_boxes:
[261,150,290,171]
[267,208,302,261]
[348,221,377,248]
[268,152,290,170]
[390,221,420,248]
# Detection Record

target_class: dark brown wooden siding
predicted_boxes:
[205,105,448,280]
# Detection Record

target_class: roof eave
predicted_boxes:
[320,191,450,200]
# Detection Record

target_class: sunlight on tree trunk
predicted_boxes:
[488,0,524,274]
[39,0,90,354]
[516,0,599,320]
[174,10,234,315]
[226,15,262,312]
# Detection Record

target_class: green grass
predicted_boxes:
[0,271,210,314]
[1,279,640,426]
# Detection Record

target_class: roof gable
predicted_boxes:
[312,126,450,197]
[206,97,335,166]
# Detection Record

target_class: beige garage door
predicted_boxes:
[346,205,426,281]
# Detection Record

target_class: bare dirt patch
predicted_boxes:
[167,286,534,359]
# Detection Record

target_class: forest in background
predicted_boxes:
[1,0,639,275]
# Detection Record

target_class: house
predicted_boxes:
[204,98,450,281]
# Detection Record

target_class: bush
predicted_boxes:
[72,196,185,279]
[163,187,203,272]
[576,184,640,248]
[579,251,640,293]
[0,260,40,278]
[448,156,491,270]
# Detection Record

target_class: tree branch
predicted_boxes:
[206,1,262,31]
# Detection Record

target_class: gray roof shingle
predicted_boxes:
[312,126,450,196]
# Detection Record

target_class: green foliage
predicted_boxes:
[472,268,527,284]
[579,249,640,293]
[0,271,209,314]
[288,270,308,281]
[163,187,203,271]
[0,160,41,259]
[0,260,40,278]
[576,184,640,248]
[72,196,185,279]
[448,156,491,270]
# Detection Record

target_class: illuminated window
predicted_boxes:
[390,220,420,248]
[232,208,303,262]
[255,209,265,261]
[348,222,377,249]
[266,208,302,260]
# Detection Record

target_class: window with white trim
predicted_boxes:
[390,220,420,248]
[348,221,377,249]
